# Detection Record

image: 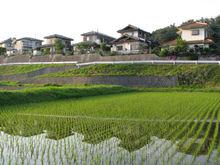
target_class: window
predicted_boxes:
[192,29,200,35]
[117,46,123,51]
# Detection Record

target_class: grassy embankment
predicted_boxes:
[0,64,73,76]
[39,64,220,86]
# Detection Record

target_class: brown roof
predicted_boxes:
[161,39,177,46]
[186,39,214,44]
[179,22,208,30]
[112,35,146,44]
[117,24,151,35]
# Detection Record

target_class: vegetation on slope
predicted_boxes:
[39,64,210,77]
[39,64,220,86]
[0,64,72,76]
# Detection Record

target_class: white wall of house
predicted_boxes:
[111,42,140,52]
[83,35,101,44]
[181,28,206,41]
[188,44,209,49]
[121,31,138,37]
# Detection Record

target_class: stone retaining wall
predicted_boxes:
[22,76,178,87]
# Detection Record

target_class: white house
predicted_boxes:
[111,25,151,54]
[178,22,213,48]
[14,37,43,54]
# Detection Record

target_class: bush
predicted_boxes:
[0,47,6,55]
[159,48,170,57]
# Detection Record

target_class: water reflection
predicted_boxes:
[0,115,219,165]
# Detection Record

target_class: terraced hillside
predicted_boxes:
[0,64,220,87]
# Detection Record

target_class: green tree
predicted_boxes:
[54,39,64,54]
[175,37,187,53]
[0,47,6,55]
[75,41,98,54]
[151,25,178,44]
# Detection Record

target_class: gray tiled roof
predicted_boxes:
[44,34,73,41]
[81,31,115,40]
[16,37,43,42]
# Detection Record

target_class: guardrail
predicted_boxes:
[76,60,220,67]
[1,60,220,67]
[0,61,78,66]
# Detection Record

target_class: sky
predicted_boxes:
[0,0,219,43]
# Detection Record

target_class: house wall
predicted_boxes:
[121,31,139,37]
[83,35,101,44]
[181,28,206,41]
[46,38,71,48]
[112,42,140,52]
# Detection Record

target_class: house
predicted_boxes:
[178,22,213,48]
[42,34,73,54]
[0,38,17,55]
[81,31,115,45]
[14,37,43,54]
[111,25,151,54]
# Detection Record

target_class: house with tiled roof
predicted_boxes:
[0,38,17,55]
[41,34,74,54]
[14,37,43,54]
[178,22,213,48]
[81,31,115,45]
[111,25,151,54]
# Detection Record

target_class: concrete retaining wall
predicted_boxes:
[0,54,160,64]
[1,54,220,64]
[22,76,178,87]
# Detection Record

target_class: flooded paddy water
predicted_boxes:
[0,115,219,165]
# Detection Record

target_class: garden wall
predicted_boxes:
[22,76,178,87]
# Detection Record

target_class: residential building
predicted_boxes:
[14,37,43,54]
[81,31,115,45]
[0,38,17,55]
[178,22,213,48]
[42,34,73,54]
[111,25,151,54]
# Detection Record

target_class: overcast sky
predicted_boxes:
[0,0,219,42]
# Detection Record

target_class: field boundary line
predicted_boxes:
[17,113,218,123]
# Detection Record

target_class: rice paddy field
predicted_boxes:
[0,90,220,165]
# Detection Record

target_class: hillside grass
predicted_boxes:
[39,64,212,77]
[39,64,220,86]
[0,64,73,76]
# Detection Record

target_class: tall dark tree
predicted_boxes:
[151,25,178,44]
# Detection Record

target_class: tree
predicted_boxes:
[0,47,6,55]
[209,16,220,53]
[151,25,178,44]
[54,39,64,54]
[75,41,99,54]
[175,37,187,53]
